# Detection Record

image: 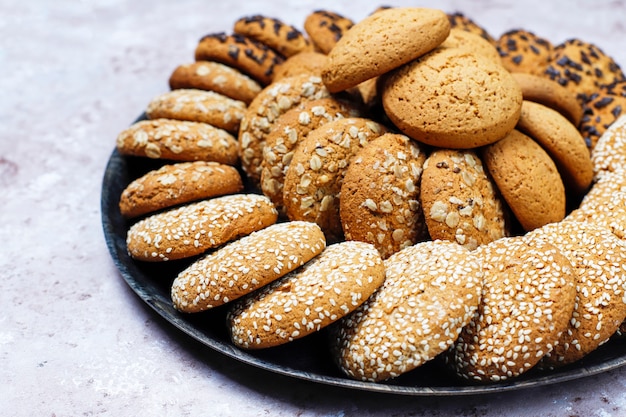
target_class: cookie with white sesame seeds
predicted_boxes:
[303,10,354,55]
[119,161,243,219]
[126,194,277,262]
[516,100,593,195]
[115,119,239,165]
[579,92,626,151]
[238,73,331,185]
[171,221,326,313]
[145,89,246,134]
[272,51,328,81]
[420,149,508,251]
[525,221,626,368]
[339,133,428,259]
[447,236,577,383]
[331,240,483,382]
[496,29,554,76]
[261,97,362,210]
[283,117,388,242]
[194,33,285,86]
[234,15,313,58]
[566,191,626,240]
[168,61,262,105]
[590,114,626,179]
[481,129,566,232]
[227,240,384,349]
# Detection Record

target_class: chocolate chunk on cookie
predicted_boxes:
[303,10,354,54]
[234,15,313,58]
[579,92,626,151]
[496,29,554,76]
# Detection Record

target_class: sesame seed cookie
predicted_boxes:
[382,47,522,149]
[145,89,246,134]
[447,236,577,383]
[119,161,243,219]
[228,240,385,349]
[115,119,239,164]
[238,74,331,185]
[283,117,388,242]
[321,7,450,93]
[420,149,508,251]
[481,129,566,231]
[447,12,496,45]
[171,221,326,312]
[579,92,626,151]
[126,194,277,262]
[526,221,626,368]
[331,240,483,382]
[496,29,554,76]
[511,72,583,126]
[339,133,427,259]
[194,33,285,86]
[168,61,262,105]
[261,97,362,210]
[442,28,502,65]
[516,100,593,195]
[233,15,313,58]
[590,114,626,179]
[303,10,354,54]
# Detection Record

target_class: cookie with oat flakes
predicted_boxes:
[303,10,354,54]
[496,29,554,76]
[339,133,428,259]
[234,15,313,58]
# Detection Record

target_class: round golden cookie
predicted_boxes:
[590,114,626,179]
[171,221,326,312]
[303,10,354,54]
[446,12,496,45]
[145,89,246,134]
[321,7,450,93]
[579,92,626,151]
[382,47,522,149]
[119,161,243,219]
[260,97,362,210]
[126,194,277,262]
[233,15,313,58]
[447,236,577,383]
[238,74,331,185]
[283,117,388,242]
[227,240,385,349]
[331,240,483,382]
[496,29,554,76]
[441,28,502,64]
[525,221,626,368]
[516,100,593,195]
[115,119,239,164]
[272,51,328,81]
[420,149,508,250]
[481,129,566,231]
[511,72,583,126]
[168,61,262,105]
[194,33,285,86]
[339,133,428,259]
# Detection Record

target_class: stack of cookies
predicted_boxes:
[112,6,626,385]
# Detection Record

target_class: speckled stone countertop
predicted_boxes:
[3,0,626,416]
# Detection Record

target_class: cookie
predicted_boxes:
[511,72,584,126]
[115,118,239,164]
[339,133,428,259]
[119,161,243,218]
[171,221,326,312]
[579,92,626,151]
[382,46,522,149]
[447,236,577,383]
[261,97,362,210]
[447,12,496,45]
[525,221,626,368]
[194,33,285,85]
[233,15,313,58]
[420,149,508,250]
[605,80,626,97]
[145,89,246,134]
[168,61,262,104]
[303,10,354,54]
[331,240,483,382]
[496,29,554,76]
[238,74,331,185]
[442,28,502,65]
[227,240,385,349]
[283,117,387,242]
[516,100,593,195]
[272,51,328,81]
[481,129,566,231]
[589,114,626,179]
[126,194,277,262]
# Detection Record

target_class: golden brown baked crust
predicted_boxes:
[303,10,354,54]
[233,15,313,58]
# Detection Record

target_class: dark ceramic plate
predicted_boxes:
[101,147,626,396]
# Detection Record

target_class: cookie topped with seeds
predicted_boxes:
[331,240,483,382]
[496,29,554,76]
[171,221,326,312]
[339,133,428,259]
[303,10,354,54]
[126,194,277,262]
[590,114,626,179]
[227,240,385,349]
[420,149,508,250]
[579,92,626,151]
[446,236,577,383]
[234,15,313,58]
